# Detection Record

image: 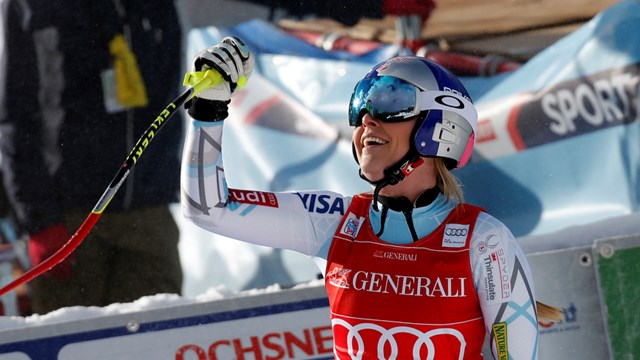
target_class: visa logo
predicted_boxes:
[296,193,345,215]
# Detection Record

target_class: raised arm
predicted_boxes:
[180,37,347,257]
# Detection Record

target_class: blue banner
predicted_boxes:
[178,0,640,295]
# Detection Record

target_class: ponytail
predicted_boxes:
[536,301,563,324]
[434,158,464,203]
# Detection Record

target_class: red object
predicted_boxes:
[28,223,74,280]
[383,0,436,19]
[284,30,521,76]
[421,48,522,76]
[0,213,101,296]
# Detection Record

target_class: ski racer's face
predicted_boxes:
[352,112,416,183]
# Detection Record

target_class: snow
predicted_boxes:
[0,279,324,331]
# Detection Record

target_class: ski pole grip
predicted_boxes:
[183,69,248,97]
[183,69,222,96]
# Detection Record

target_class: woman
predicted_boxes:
[181,37,548,359]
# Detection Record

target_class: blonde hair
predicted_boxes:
[434,158,464,203]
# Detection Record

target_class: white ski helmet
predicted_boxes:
[349,56,478,174]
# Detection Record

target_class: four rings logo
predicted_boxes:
[445,228,468,236]
[442,224,470,248]
[332,319,466,360]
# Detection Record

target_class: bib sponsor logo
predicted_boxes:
[328,267,467,298]
[373,250,418,262]
[326,266,351,289]
[442,224,469,248]
[228,189,278,207]
[340,212,364,238]
[332,318,467,359]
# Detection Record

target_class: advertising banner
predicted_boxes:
[3,241,634,359]
[0,285,333,360]
[178,0,640,297]
[527,246,610,359]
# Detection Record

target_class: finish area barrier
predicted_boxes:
[0,285,334,360]
[2,232,640,359]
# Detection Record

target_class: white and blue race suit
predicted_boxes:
[181,119,539,359]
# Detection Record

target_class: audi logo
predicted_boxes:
[332,319,466,360]
[445,228,468,236]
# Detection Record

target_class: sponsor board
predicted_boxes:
[512,63,639,150]
[0,286,333,360]
[538,302,580,335]
[476,63,640,160]
[527,245,610,359]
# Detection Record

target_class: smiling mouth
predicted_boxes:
[363,137,388,147]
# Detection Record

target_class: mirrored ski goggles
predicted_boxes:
[348,76,476,128]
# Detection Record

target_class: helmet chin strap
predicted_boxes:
[359,151,425,211]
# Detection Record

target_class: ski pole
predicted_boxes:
[0,69,231,297]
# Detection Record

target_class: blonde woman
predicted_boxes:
[181,37,557,359]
